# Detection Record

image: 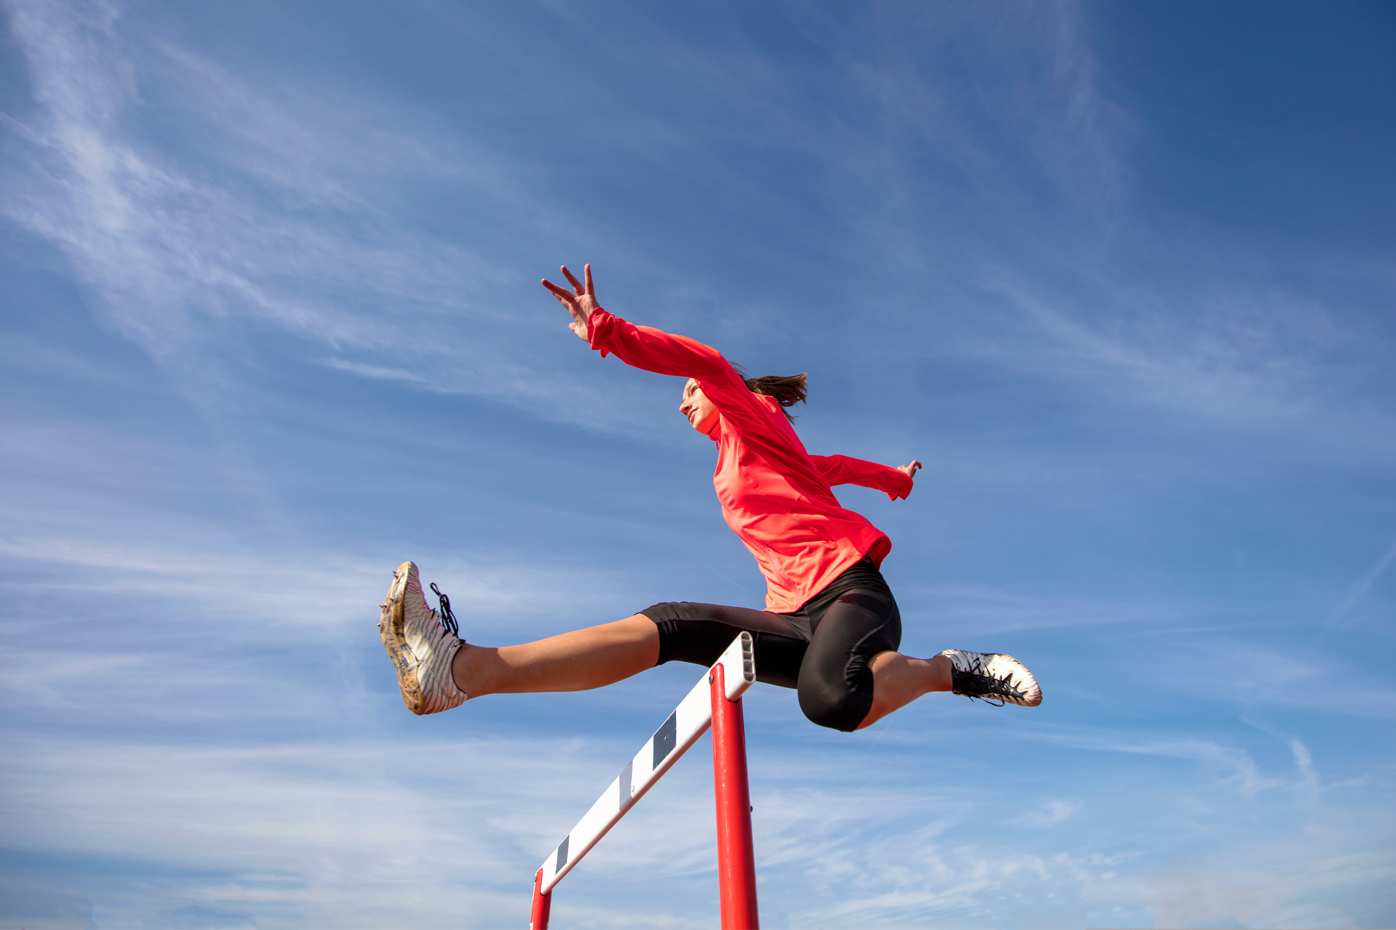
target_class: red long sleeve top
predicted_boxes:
[587,308,913,612]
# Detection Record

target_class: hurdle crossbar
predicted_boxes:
[529,631,758,929]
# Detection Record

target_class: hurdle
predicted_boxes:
[529,632,759,929]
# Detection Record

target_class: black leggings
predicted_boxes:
[641,559,901,732]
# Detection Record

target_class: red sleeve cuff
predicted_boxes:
[586,307,611,357]
[887,470,913,500]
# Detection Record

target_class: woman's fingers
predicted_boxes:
[542,278,578,306]
[561,265,584,293]
[583,263,594,297]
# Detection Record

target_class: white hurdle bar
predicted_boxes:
[529,632,759,929]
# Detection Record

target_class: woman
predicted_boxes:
[379,264,1040,730]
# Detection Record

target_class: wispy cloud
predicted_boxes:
[1329,534,1396,627]
[1148,851,1392,929]
[320,357,427,385]
[1166,640,1396,720]
[984,270,1369,422]
[0,0,667,438]
[0,733,717,927]
[1009,798,1083,828]
[1024,724,1293,799]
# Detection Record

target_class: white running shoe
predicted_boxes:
[939,650,1042,707]
[379,561,467,715]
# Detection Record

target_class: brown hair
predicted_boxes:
[735,366,808,421]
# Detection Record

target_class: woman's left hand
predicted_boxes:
[897,460,922,481]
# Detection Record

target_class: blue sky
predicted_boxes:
[1,1,1393,927]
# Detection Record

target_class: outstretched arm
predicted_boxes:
[539,264,760,415]
[541,263,726,374]
[811,455,922,500]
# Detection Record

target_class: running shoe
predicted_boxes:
[379,561,467,715]
[939,650,1042,707]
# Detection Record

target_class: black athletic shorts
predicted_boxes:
[641,558,901,732]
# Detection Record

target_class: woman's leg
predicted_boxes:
[857,651,952,729]
[452,614,660,697]
[796,581,1040,730]
[446,588,812,702]
[382,552,810,711]
[452,598,809,697]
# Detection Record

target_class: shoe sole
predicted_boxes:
[379,560,427,715]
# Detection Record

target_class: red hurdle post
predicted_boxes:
[529,867,551,930]
[710,661,759,929]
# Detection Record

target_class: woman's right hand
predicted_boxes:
[541,264,599,341]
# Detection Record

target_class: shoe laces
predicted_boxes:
[951,662,1019,707]
[429,582,460,638]
[954,673,1010,703]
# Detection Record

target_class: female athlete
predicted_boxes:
[379,264,1041,730]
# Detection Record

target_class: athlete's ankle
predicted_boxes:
[928,653,953,692]
[451,643,481,698]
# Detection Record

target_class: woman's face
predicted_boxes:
[680,378,719,434]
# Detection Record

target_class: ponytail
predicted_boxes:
[734,367,808,421]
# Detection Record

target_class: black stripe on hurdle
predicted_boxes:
[556,835,569,873]
[652,711,677,771]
